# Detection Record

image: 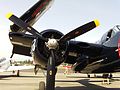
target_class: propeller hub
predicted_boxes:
[46,39,59,50]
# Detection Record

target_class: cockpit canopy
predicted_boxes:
[113,25,120,32]
[97,25,120,44]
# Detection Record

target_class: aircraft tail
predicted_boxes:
[10,0,54,33]
[0,58,11,72]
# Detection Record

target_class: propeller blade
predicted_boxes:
[6,13,47,41]
[46,50,56,90]
[59,20,100,42]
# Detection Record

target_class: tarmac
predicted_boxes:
[0,69,120,90]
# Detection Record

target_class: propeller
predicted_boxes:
[6,13,57,90]
[6,13,47,42]
[6,12,100,43]
[59,20,99,43]
[6,13,100,90]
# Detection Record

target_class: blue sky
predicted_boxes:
[0,0,120,59]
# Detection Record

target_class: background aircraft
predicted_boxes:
[6,0,120,90]
[0,57,34,76]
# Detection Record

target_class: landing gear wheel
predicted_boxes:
[39,81,45,90]
[109,73,112,79]
[87,74,90,78]
[17,70,20,77]
[102,74,109,78]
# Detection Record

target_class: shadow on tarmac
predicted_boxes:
[55,79,120,90]
[0,75,16,80]
[0,74,45,80]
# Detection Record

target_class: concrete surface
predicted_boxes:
[0,69,120,90]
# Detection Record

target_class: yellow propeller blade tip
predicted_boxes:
[94,19,100,27]
[6,13,13,19]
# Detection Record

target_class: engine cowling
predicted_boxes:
[31,29,67,69]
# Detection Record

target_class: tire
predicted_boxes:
[109,73,112,79]
[17,70,20,77]
[87,74,90,78]
[39,81,45,90]
[102,74,109,78]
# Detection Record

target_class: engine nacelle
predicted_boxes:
[31,29,67,69]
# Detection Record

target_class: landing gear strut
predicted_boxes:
[17,70,20,77]
[39,39,58,90]
[87,74,90,78]
[39,51,57,90]
[102,73,112,84]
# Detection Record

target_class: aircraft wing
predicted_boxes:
[66,40,104,62]
[65,40,105,70]
[65,39,118,74]
[0,66,34,72]
[9,33,35,56]
[0,57,34,72]
[6,65,34,71]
